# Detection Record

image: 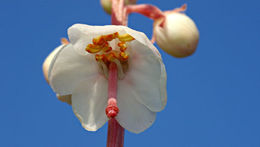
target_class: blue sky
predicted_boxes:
[1,0,260,146]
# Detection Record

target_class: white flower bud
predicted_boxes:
[154,12,199,58]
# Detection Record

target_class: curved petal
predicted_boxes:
[43,44,66,84]
[68,24,128,54]
[126,41,167,112]
[49,44,99,95]
[116,25,162,57]
[72,76,108,131]
[116,80,156,134]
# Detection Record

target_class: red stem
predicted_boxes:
[125,4,165,20]
[106,63,125,147]
[107,1,125,146]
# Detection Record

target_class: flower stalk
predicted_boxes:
[107,0,126,147]
[106,63,124,147]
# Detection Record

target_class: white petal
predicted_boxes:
[125,41,167,112]
[67,24,160,55]
[68,24,128,54]
[119,26,162,57]
[49,44,99,95]
[43,44,66,84]
[116,80,156,134]
[72,76,108,131]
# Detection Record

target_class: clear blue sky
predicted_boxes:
[1,0,260,146]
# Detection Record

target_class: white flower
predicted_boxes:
[154,12,199,58]
[48,24,167,134]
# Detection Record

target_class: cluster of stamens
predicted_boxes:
[85,32,135,79]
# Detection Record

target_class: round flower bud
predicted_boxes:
[154,12,199,58]
[100,0,137,14]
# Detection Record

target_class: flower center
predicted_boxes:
[85,32,135,79]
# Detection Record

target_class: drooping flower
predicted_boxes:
[47,24,167,133]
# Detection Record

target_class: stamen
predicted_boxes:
[118,34,135,42]
[86,44,103,53]
[119,51,129,61]
[118,41,127,51]
[113,59,125,79]
[99,61,109,78]
[85,32,135,79]
[93,36,106,45]
[103,32,119,41]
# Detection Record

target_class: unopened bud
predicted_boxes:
[100,0,137,14]
[154,12,199,58]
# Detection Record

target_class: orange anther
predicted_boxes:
[103,46,112,52]
[118,34,135,42]
[103,32,119,41]
[120,51,129,61]
[95,54,105,61]
[93,36,106,45]
[118,42,127,51]
[106,53,115,62]
[86,44,102,53]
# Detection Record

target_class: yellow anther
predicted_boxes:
[118,34,135,42]
[86,44,103,53]
[106,53,116,62]
[102,42,112,52]
[103,32,119,41]
[118,42,127,51]
[86,32,134,68]
[120,51,129,61]
[106,51,121,62]
[93,36,105,45]
[95,54,105,61]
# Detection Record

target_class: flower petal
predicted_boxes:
[49,44,99,95]
[68,24,127,55]
[126,41,167,112]
[116,80,156,134]
[72,76,108,131]
[43,44,66,84]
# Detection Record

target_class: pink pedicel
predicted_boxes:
[107,1,125,146]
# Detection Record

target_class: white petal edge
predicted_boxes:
[67,24,161,56]
[116,80,156,134]
[125,41,167,112]
[44,44,66,84]
[49,44,100,95]
[72,76,108,131]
